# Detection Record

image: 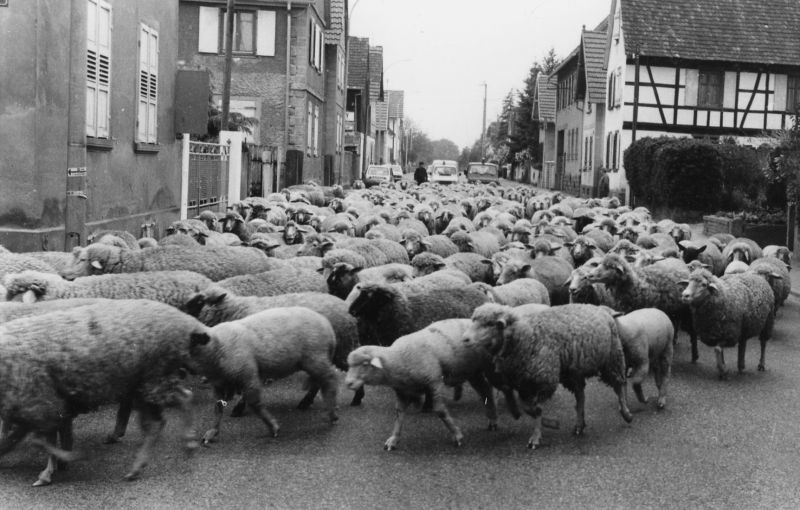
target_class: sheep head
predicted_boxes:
[464,303,514,355]
[680,269,719,305]
[327,263,363,300]
[346,283,397,318]
[588,253,630,285]
[410,253,446,277]
[3,270,60,302]
[345,346,388,390]
[496,260,531,285]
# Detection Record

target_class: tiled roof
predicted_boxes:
[368,46,384,101]
[348,36,369,90]
[387,90,404,119]
[535,74,557,122]
[621,0,800,66]
[583,29,607,104]
[325,0,345,45]
[374,101,388,131]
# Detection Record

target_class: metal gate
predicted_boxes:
[188,139,230,215]
[244,144,277,197]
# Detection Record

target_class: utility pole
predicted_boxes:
[221,0,236,132]
[480,82,487,161]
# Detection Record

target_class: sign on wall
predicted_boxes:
[0,0,8,7]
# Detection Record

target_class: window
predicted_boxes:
[87,0,112,138]
[197,7,275,56]
[336,113,343,153]
[309,18,323,72]
[612,131,619,169]
[788,75,800,113]
[313,104,320,156]
[558,73,575,110]
[608,73,616,109]
[337,49,345,90]
[698,69,724,108]
[307,101,319,156]
[137,24,158,144]
[605,133,611,168]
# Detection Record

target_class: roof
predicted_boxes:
[387,90,404,119]
[620,0,800,66]
[324,0,346,45]
[582,29,607,104]
[550,44,580,77]
[368,46,384,101]
[534,74,557,122]
[347,36,369,89]
[374,101,388,131]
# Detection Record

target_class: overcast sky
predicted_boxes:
[349,0,613,149]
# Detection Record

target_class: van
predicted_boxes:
[466,162,499,183]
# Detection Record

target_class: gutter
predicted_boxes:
[282,0,292,191]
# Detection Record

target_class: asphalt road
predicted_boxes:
[1,295,798,509]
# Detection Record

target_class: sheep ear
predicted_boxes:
[190,332,211,347]
[91,260,103,270]
[563,275,573,287]
[207,291,227,305]
[708,282,719,293]
[369,357,383,369]
[520,264,531,274]
[316,267,325,274]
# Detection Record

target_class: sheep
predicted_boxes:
[0,252,57,280]
[450,230,502,258]
[392,270,472,294]
[160,233,201,247]
[463,303,633,449]
[401,231,459,259]
[190,307,339,444]
[0,300,205,485]
[470,279,550,307]
[87,229,140,250]
[345,319,517,450]
[61,243,275,281]
[565,260,617,307]
[679,269,775,379]
[564,235,603,267]
[346,282,489,348]
[603,308,674,409]
[721,238,763,266]
[0,298,109,324]
[678,240,726,276]
[4,270,212,310]
[184,286,361,407]
[587,253,696,361]
[762,245,792,269]
[326,262,414,299]
[217,267,327,297]
[411,252,494,284]
[740,258,791,309]
[496,257,572,305]
[442,216,476,236]
[24,251,78,275]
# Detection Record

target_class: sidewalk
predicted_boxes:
[690,223,800,300]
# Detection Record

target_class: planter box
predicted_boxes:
[703,215,786,246]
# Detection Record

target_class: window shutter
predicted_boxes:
[774,74,787,111]
[722,72,736,109]
[138,25,158,143]
[307,101,313,154]
[199,7,219,53]
[255,10,276,56]
[614,67,623,107]
[313,104,320,156]
[684,69,699,106]
[87,0,111,138]
[318,25,324,71]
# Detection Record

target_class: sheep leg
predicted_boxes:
[124,404,166,481]
[0,420,8,441]
[173,387,199,451]
[33,431,59,487]
[614,382,634,423]
[466,375,498,431]
[653,358,669,410]
[628,360,650,405]
[758,337,768,372]
[230,396,247,417]
[244,386,280,438]
[56,419,74,471]
[737,338,748,373]
[573,383,587,436]
[430,384,463,447]
[104,399,133,444]
[518,393,544,449]
[297,382,320,410]
[202,390,229,445]
[714,346,728,380]
[486,372,521,419]
[452,384,464,402]
[349,386,365,407]
[385,392,413,451]
[308,367,340,424]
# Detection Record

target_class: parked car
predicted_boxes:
[389,164,404,182]
[364,165,393,187]
[466,162,499,183]
[429,163,459,185]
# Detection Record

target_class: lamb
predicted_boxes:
[345,319,517,450]
[61,243,275,281]
[411,252,494,284]
[0,300,205,485]
[191,307,339,444]
[603,308,674,409]
[470,279,550,307]
[346,282,489,348]
[463,303,633,449]
[678,240,725,276]
[496,257,572,305]
[588,253,696,361]
[184,286,362,406]
[217,266,327,297]
[680,269,775,379]
[325,262,414,299]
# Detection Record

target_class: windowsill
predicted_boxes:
[86,137,114,151]
[135,142,161,154]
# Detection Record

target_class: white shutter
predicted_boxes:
[87,0,111,138]
[199,6,220,53]
[723,72,737,109]
[256,10,276,56]
[318,25,324,71]
[313,104,320,156]
[614,67,623,107]
[307,101,313,154]
[774,74,787,111]
[138,25,158,143]
[684,69,699,106]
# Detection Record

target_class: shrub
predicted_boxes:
[623,136,674,206]
[653,138,723,211]
[716,143,766,210]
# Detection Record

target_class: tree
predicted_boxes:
[198,96,259,142]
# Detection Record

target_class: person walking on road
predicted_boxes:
[414,161,428,185]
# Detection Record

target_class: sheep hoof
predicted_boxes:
[620,409,634,423]
[103,434,121,444]
[453,438,463,447]
[202,429,218,445]
[123,471,140,482]
[718,372,729,381]
[758,363,765,372]
[527,441,538,450]
[384,439,398,451]
[573,426,585,436]
[656,399,666,410]
[32,477,51,487]
[487,422,498,432]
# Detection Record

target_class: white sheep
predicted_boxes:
[190,307,339,444]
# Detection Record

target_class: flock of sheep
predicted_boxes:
[0,178,793,486]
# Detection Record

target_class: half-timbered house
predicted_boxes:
[603,0,800,202]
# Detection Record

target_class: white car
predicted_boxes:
[429,164,459,185]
